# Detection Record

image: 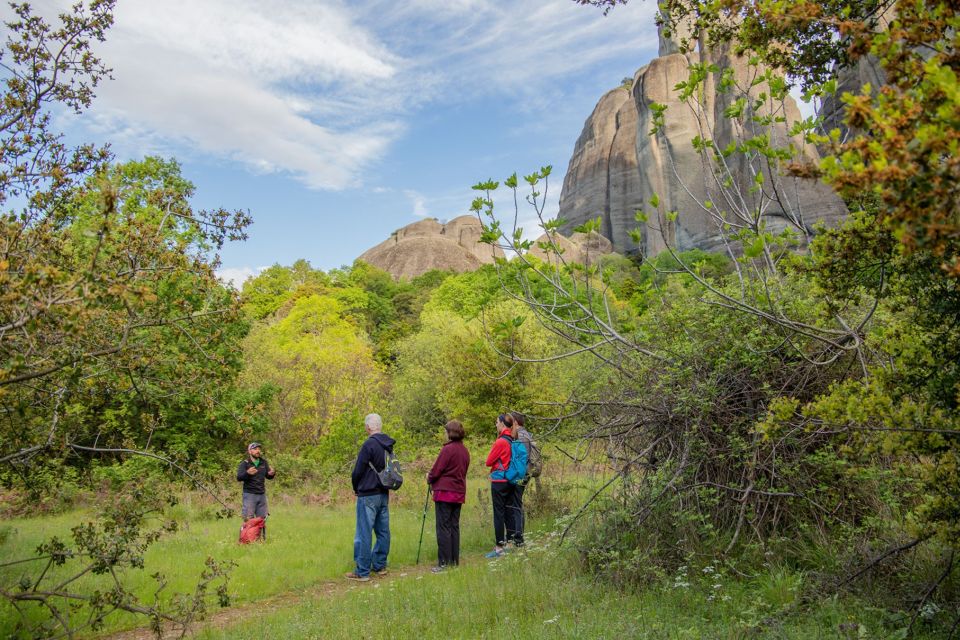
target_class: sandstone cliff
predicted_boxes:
[358,215,504,280]
[359,216,614,280]
[559,32,848,257]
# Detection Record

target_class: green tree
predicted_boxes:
[0,3,242,633]
[240,259,330,320]
[241,294,384,452]
[392,280,588,440]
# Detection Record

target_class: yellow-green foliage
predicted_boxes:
[391,299,584,438]
[241,294,384,451]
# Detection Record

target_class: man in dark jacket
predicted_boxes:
[345,413,395,581]
[236,442,276,537]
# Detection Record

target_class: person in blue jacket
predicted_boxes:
[345,413,396,581]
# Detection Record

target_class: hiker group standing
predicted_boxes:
[237,408,540,575]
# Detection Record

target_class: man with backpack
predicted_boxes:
[346,413,398,582]
[236,442,276,541]
[510,412,541,546]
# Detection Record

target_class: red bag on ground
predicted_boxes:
[239,517,265,544]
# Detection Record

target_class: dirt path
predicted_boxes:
[103,562,443,640]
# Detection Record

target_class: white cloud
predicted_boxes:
[79,0,406,189]
[217,265,265,289]
[71,0,657,191]
[404,190,430,217]
[372,0,658,92]
[120,0,398,85]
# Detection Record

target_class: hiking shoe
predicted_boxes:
[373,568,389,577]
[484,547,505,559]
[344,572,370,582]
[431,566,446,574]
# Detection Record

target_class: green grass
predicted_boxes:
[0,482,501,637]
[0,477,947,639]
[189,542,902,640]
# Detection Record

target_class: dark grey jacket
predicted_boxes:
[351,433,396,497]
[236,457,275,494]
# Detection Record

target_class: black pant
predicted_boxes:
[509,481,526,545]
[491,482,517,546]
[435,501,462,567]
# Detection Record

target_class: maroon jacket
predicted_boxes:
[427,441,470,494]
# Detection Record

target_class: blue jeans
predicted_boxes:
[354,493,390,577]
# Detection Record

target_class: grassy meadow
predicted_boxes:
[189,545,891,640]
[0,456,944,640]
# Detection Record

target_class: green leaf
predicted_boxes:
[471,179,498,191]
[744,236,765,258]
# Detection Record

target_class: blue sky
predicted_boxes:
[55,0,660,285]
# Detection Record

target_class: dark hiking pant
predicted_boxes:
[434,501,462,567]
[509,481,526,545]
[491,481,516,546]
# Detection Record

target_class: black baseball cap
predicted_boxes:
[247,442,262,450]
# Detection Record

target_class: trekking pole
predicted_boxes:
[415,485,431,565]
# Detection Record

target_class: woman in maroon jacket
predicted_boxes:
[427,420,471,572]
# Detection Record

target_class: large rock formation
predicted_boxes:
[527,231,614,266]
[557,85,644,256]
[358,215,504,280]
[559,29,848,257]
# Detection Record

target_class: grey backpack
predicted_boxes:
[369,448,403,490]
[518,428,542,478]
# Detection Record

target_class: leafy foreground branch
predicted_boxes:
[0,487,233,640]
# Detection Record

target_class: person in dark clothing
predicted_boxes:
[426,420,470,572]
[346,413,395,582]
[236,442,276,540]
[509,411,534,546]
[485,413,517,558]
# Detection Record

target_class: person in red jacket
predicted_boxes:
[484,413,517,558]
[426,420,470,572]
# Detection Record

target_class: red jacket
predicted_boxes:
[427,441,470,494]
[485,428,513,482]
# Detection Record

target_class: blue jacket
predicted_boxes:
[351,433,396,497]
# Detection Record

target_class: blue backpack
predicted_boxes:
[501,435,528,485]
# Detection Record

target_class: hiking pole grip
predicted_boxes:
[416,485,431,565]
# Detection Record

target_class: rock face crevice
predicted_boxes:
[559,34,848,258]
